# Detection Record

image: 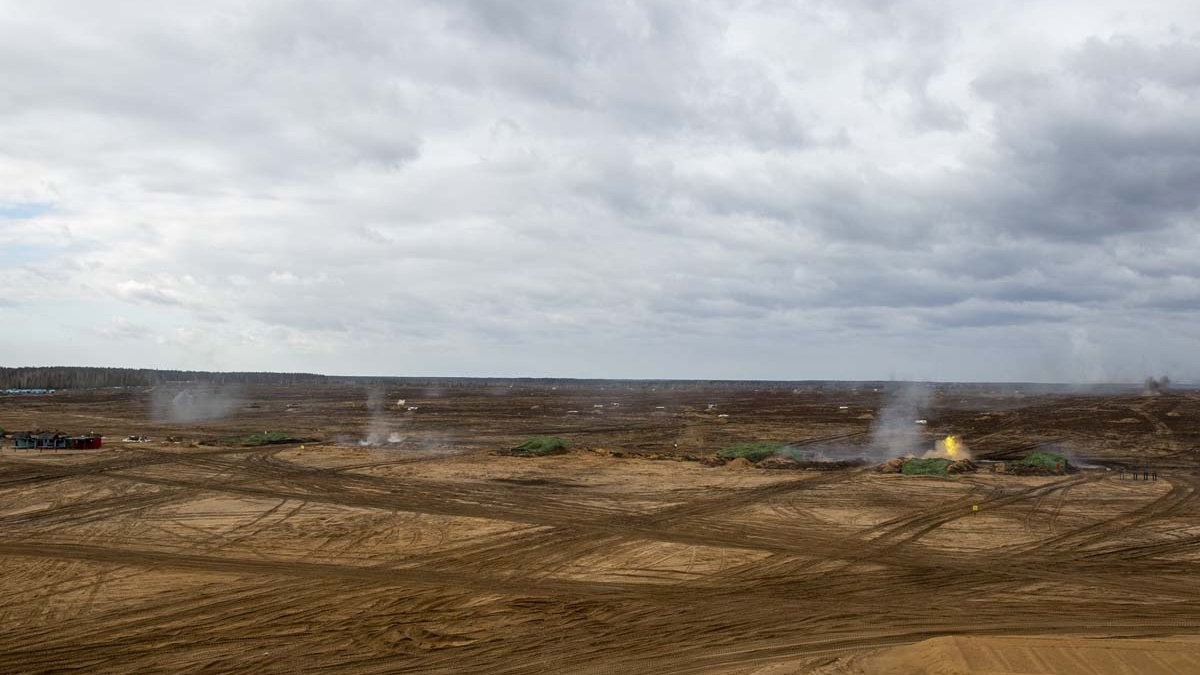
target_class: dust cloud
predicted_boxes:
[360,389,404,446]
[151,385,244,423]
[868,384,931,460]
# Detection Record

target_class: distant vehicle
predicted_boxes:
[123,435,152,442]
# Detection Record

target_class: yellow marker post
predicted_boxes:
[971,504,979,514]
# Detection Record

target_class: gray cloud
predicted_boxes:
[966,37,1200,241]
[2,1,1200,381]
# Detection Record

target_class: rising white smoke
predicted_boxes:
[359,389,403,446]
[868,383,931,460]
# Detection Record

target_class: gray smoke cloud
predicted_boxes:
[152,385,243,423]
[353,388,406,447]
[345,389,457,454]
[361,389,395,446]
[1143,375,1172,396]
[868,383,932,460]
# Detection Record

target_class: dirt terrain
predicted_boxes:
[1,382,1199,674]
[807,635,1200,675]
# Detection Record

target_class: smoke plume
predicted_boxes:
[359,389,403,446]
[868,383,931,460]
[151,385,244,423]
[1143,375,1171,396]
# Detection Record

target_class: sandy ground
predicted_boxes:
[789,635,1200,675]
[0,383,1198,673]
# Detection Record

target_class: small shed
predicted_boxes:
[12,432,35,450]
[67,435,103,450]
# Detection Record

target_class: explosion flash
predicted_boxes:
[923,434,970,460]
[943,435,961,458]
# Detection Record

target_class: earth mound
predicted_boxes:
[947,459,977,474]
[756,456,801,470]
[876,457,977,475]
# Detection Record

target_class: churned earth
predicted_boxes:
[0,382,1198,674]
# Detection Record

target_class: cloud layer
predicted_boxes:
[2,1,1199,381]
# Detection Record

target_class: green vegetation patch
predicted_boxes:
[718,441,788,463]
[513,437,570,456]
[901,457,952,476]
[223,431,311,446]
[1013,450,1069,473]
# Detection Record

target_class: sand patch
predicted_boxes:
[862,635,1200,675]
[555,540,772,583]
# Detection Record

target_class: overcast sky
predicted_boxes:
[2,1,1199,382]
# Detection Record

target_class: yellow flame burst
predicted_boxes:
[943,435,961,457]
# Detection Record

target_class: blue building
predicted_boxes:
[11,432,68,450]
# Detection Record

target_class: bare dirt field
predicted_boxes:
[1,381,1199,674]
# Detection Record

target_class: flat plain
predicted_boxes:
[1,382,1198,674]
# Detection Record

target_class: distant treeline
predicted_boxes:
[0,367,1173,392]
[0,367,327,390]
